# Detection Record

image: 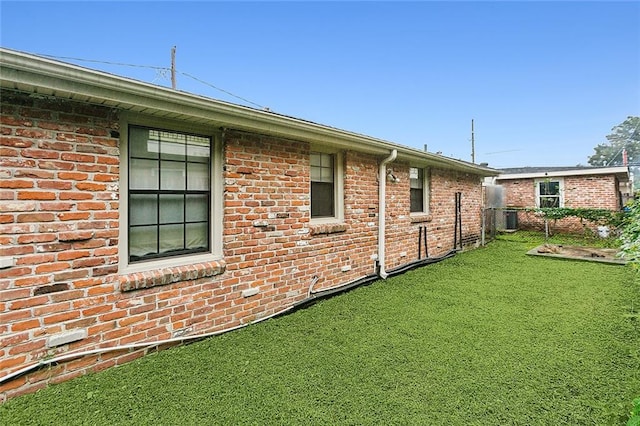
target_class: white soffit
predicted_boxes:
[0,48,498,176]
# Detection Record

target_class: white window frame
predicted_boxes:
[409,167,430,215]
[309,147,344,224]
[119,115,223,274]
[534,178,564,208]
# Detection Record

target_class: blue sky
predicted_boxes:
[1,1,639,168]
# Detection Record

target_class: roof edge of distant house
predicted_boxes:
[495,166,629,181]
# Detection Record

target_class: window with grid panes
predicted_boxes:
[310,152,335,218]
[536,179,563,208]
[410,167,424,212]
[128,126,211,262]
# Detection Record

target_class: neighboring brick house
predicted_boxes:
[0,48,497,400]
[492,166,630,233]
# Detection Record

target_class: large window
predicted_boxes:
[410,167,429,213]
[310,152,336,218]
[128,126,211,263]
[536,178,563,208]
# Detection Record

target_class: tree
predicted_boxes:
[588,116,640,167]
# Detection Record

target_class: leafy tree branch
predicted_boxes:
[588,116,640,167]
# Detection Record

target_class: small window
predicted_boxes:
[410,167,429,213]
[128,126,211,263]
[311,152,335,218]
[536,178,563,208]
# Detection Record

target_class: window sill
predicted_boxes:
[410,214,432,223]
[119,260,226,292]
[309,223,347,236]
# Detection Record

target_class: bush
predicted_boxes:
[619,199,640,269]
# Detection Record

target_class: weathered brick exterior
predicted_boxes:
[0,89,485,401]
[500,174,622,233]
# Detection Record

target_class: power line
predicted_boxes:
[178,71,266,110]
[36,52,268,110]
[483,149,523,155]
[37,53,168,71]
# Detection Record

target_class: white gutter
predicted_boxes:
[378,149,397,279]
[0,48,497,177]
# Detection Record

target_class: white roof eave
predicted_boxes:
[0,48,498,177]
[495,166,630,182]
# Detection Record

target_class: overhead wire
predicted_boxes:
[178,71,266,110]
[36,53,169,71]
[35,53,268,111]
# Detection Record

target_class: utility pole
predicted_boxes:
[171,46,177,89]
[471,119,475,163]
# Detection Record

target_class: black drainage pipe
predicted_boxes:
[290,249,457,314]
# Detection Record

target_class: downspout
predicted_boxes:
[378,149,397,279]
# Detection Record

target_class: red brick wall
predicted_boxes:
[500,175,621,233]
[0,90,123,397]
[222,132,311,316]
[383,166,483,270]
[0,89,485,401]
[564,175,620,210]
[500,180,536,208]
[428,168,483,251]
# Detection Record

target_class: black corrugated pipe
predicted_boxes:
[291,273,380,311]
[1,250,457,386]
[291,248,457,313]
[386,249,457,277]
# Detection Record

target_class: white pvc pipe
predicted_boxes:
[0,304,294,386]
[378,149,397,279]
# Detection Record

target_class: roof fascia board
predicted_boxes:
[496,167,629,181]
[1,48,497,176]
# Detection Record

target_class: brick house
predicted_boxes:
[492,166,630,233]
[0,48,497,400]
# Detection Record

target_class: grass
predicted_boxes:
[1,232,639,425]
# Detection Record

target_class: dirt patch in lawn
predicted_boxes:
[527,244,626,265]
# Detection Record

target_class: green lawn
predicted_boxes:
[2,233,639,425]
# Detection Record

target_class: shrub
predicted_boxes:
[619,199,640,269]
